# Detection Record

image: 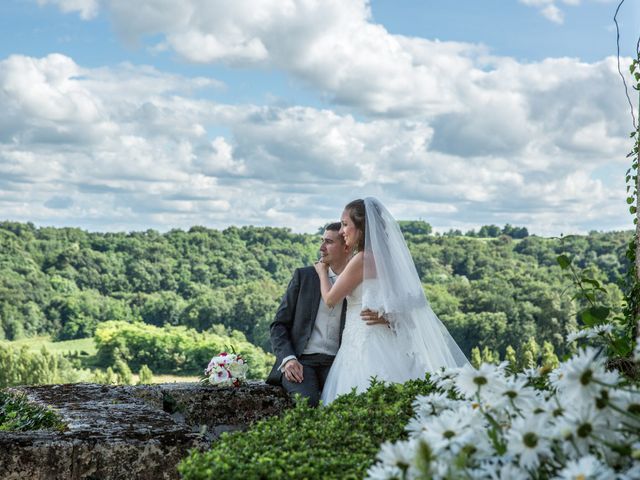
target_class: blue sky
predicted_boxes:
[0,0,638,235]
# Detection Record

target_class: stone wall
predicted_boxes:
[0,382,291,480]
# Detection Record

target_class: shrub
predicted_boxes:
[0,343,83,387]
[94,320,273,378]
[0,390,65,431]
[137,364,153,384]
[178,377,437,480]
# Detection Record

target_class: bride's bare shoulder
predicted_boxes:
[350,251,364,264]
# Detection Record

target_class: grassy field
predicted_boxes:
[8,336,97,356]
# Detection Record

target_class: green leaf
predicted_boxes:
[630,206,637,215]
[581,306,610,327]
[610,338,632,356]
[581,278,604,291]
[627,197,635,205]
[556,254,571,269]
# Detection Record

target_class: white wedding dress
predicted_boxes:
[320,197,469,405]
[320,283,422,404]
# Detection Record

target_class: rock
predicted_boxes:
[0,382,291,480]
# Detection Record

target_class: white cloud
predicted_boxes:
[0,50,633,233]
[37,0,99,20]
[4,0,636,235]
[46,0,484,117]
[519,0,619,24]
[541,5,565,23]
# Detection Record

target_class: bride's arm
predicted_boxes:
[314,252,363,308]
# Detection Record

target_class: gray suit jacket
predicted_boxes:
[266,266,346,385]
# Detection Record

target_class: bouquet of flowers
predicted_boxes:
[202,350,249,387]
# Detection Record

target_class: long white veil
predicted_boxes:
[361,197,469,371]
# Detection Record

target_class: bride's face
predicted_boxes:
[339,209,360,249]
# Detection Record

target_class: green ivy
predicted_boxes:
[0,390,65,432]
[178,377,437,480]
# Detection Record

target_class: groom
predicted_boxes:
[266,222,385,406]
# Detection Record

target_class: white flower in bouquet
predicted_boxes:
[208,364,232,386]
[227,359,249,378]
[202,350,248,387]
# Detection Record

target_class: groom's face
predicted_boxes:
[319,229,347,266]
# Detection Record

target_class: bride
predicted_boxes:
[315,197,468,404]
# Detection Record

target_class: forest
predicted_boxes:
[0,219,631,366]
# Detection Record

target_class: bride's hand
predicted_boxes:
[314,259,329,276]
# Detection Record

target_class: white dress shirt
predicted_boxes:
[279,268,341,370]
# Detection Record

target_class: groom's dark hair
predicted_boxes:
[325,222,341,232]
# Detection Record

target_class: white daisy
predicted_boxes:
[491,375,540,412]
[412,392,456,417]
[455,363,504,398]
[567,329,590,343]
[549,347,619,407]
[419,407,475,455]
[586,323,614,339]
[608,388,640,430]
[365,462,404,480]
[554,404,610,455]
[375,439,417,470]
[555,454,615,479]
[472,460,529,480]
[506,415,552,470]
[430,367,459,391]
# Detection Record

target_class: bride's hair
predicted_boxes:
[345,199,366,252]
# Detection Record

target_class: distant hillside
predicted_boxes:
[0,220,633,356]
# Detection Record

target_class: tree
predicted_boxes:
[137,364,154,384]
[541,341,559,370]
[470,347,482,368]
[398,220,432,236]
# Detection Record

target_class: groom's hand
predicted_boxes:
[282,358,304,383]
[361,309,390,327]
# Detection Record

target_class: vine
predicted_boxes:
[615,0,640,342]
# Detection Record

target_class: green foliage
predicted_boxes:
[93,367,117,384]
[0,221,634,364]
[470,347,482,368]
[113,358,133,385]
[557,253,634,358]
[0,342,84,388]
[541,340,559,370]
[178,377,437,480]
[94,321,273,378]
[504,345,517,370]
[399,220,432,236]
[623,56,640,342]
[0,390,65,432]
[137,364,153,384]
